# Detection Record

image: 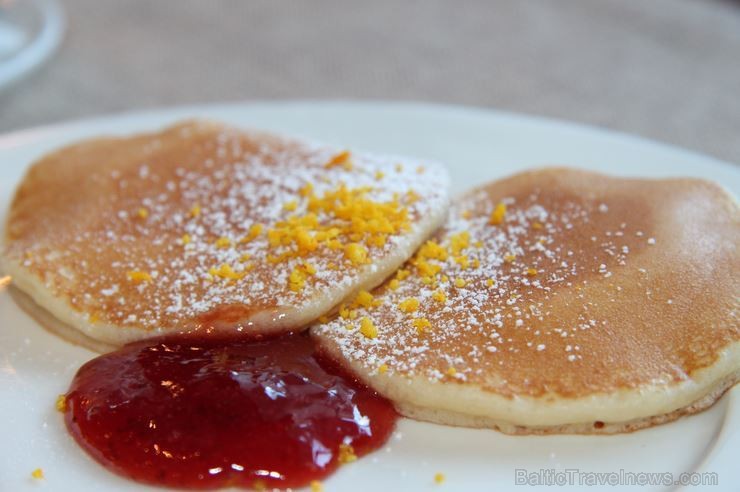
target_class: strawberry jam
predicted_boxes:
[63,333,397,489]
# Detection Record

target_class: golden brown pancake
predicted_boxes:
[312,168,740,434]
[1,120,450,349]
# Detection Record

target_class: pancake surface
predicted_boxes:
[312,168,740,433]
[2,120,449,348]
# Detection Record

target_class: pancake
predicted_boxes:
[1,120,450,349]
[312,168,740,434]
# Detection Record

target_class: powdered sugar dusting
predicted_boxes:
[312,180,655,391]
[5,121,449,334]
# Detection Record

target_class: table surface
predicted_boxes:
[2,0,739,165]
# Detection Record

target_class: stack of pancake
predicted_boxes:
[3,120,738,433]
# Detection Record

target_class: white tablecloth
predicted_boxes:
[2,0,739,164]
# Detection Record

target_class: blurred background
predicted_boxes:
[1,0,739,163]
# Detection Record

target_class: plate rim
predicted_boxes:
[1,99,738,171]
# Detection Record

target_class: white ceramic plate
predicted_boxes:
[1,101,738,492]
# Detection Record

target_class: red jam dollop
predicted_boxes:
[63,333,397,489]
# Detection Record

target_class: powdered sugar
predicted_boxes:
[6,122,449,334]
[313,182,646,384]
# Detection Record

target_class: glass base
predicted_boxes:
[0,0,64,91]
